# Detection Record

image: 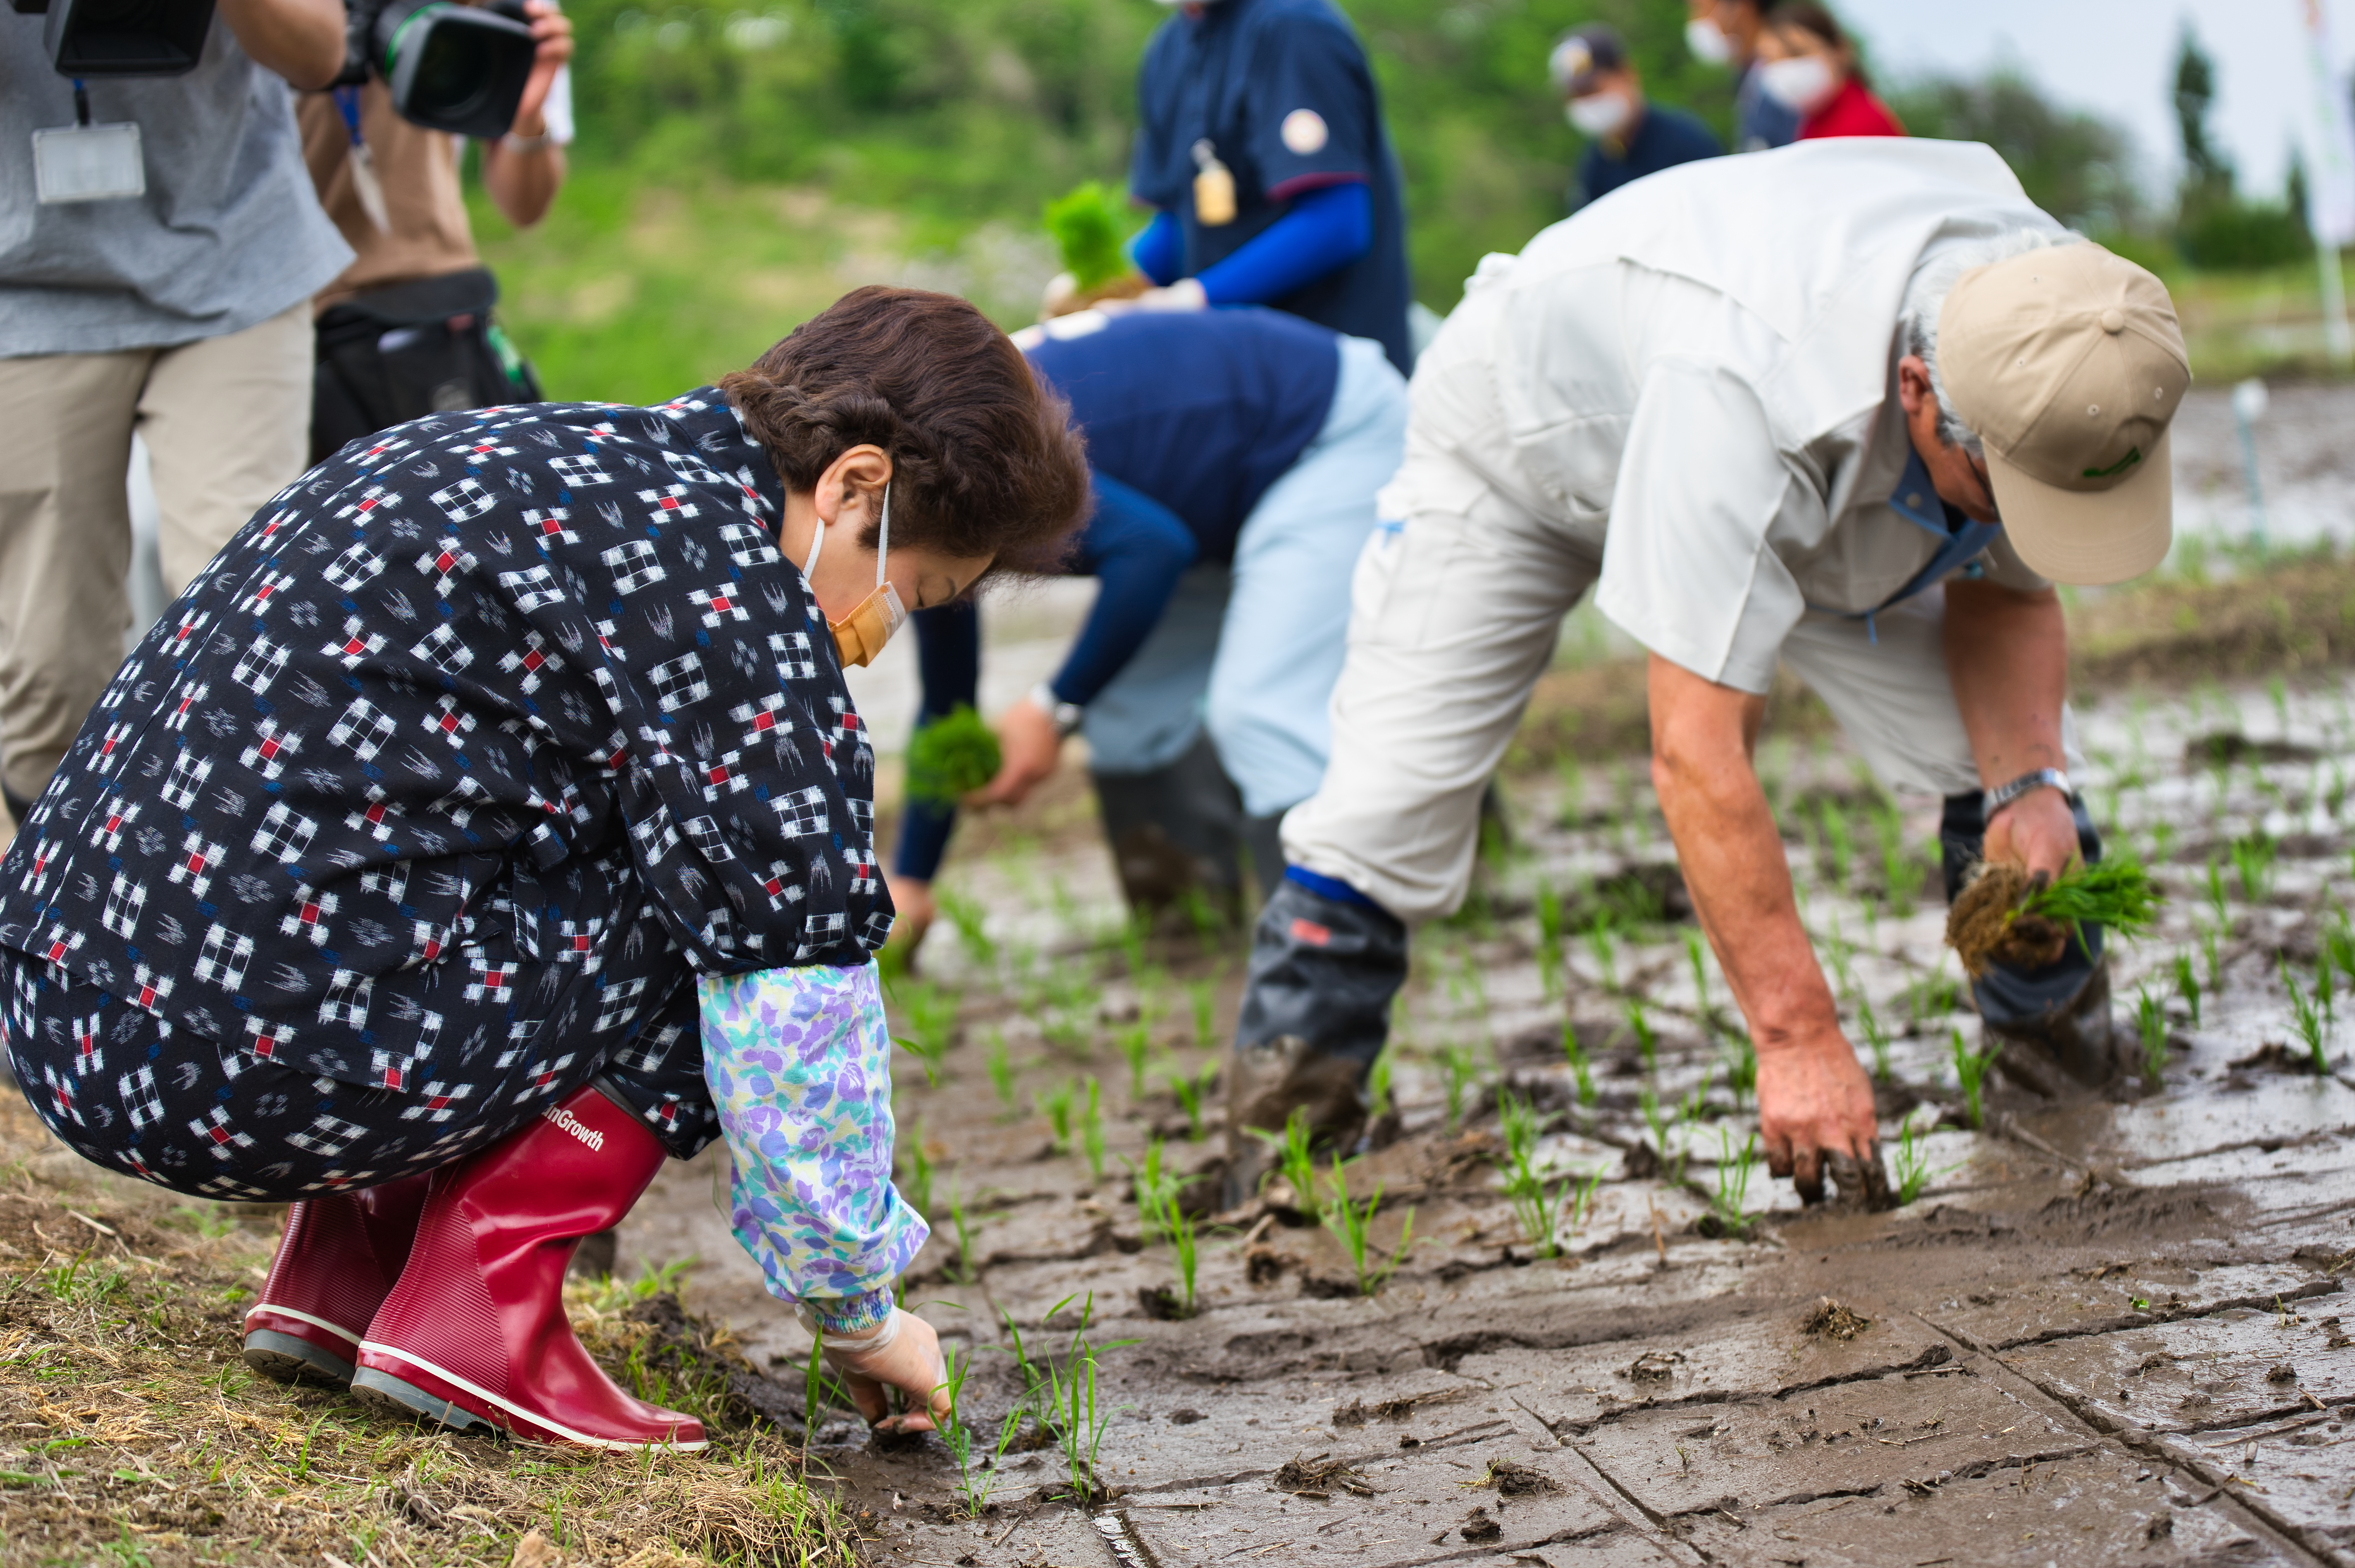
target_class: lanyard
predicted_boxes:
[1813,447,2001,644]
[334,84,365,148]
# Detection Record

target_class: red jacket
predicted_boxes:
[1800,76,1907,140]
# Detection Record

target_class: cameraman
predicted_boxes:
[0,0,353,824]
[297,0,573,461]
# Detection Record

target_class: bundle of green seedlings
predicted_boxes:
[903,705,1002,807]
[1044,181,1143,296]
[1946,854,2161,979]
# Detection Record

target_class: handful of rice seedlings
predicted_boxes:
[904,706,1002,808]
[1945,855,2160,977]
[1043,181,1136,292]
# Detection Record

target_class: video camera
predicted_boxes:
[17,0,536,141]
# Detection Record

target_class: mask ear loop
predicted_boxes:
[875,481,891,588]
[801,499,827,578]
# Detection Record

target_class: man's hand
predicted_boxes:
[1647,653,1887,1204]
[509,0,575,136]
[822,1309,952,1434]
[217,0,345,88]
[1983,786,2078,881]
[1755,1027,1882,1203]
[969,697,1062,808]
[883,873,936,959]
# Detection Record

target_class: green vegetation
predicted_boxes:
[904,706,1003,807]
[2020,856,2162,949]
[1043,180,1137,289]
[1322,1159,1413,1296]
[1951,1027,1998,1129]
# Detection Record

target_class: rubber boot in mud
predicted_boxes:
[243,1173,431,1385]
[351,1082,706,1450]
[1981,953,2126,1094]
[1093,733,1248,924]
[1224,876,1408,1208]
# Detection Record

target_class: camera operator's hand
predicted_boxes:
[217,0,345,88]
[481,0,572,229]
[510,0,575,137]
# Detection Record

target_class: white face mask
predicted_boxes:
[1684,16,1732,66]
[1758,54,1836,113]
[800,481,909,669]
[1568,92,1632,138]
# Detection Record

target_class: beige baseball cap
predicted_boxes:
[1937,242,2191,585]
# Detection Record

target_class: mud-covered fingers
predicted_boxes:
[1790,1144,1825,1205]
[1762,1124,1796,1180]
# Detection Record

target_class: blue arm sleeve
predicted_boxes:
[1130,209,1183,287]
[1195,182,1373,306]
[891,601,980,882]
[1050,472,1199,707]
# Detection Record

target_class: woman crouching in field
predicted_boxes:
[0,286,1090,1449]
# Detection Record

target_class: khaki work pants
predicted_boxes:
[0,301,312,805]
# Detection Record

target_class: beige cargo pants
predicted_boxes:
[0,301,312,806]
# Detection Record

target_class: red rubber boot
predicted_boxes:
[243,1174,431,1385]
[351,1084,706,1451]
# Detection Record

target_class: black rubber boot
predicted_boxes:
[1940,792,2124,1091]
[1093,733,1248,924]
[1223,876,1408,1206]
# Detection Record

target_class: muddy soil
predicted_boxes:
[597,671,2355,1566]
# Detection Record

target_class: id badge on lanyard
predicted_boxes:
[33,81,144,205]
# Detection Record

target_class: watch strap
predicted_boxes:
[1983,766,2071,821]
[1031,682,1083,738]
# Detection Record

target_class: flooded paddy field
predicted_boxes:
[611,615,2355,1566]
[5,551,2355,1565]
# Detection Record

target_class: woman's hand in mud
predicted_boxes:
[969,697,1062,809]
[1754,1026,1880,1204]
[824,1310,952,1434]
[1983,785,2078,883]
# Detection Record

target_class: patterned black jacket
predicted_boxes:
[0,389,890,1102]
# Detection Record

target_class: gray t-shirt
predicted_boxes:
[0,17,353,357]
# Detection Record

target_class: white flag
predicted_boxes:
[2300,0,2355,247]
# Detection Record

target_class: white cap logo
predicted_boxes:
[1281,107,1329,155]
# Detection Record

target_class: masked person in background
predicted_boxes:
[1219,142,2191,1210]
[0,287,1090,1449]
[1553,24,1721,215]
[1754,3,1906,142]
[0,0,353,831]
[1684,0,1798,153]
[886,308,1406,953]
[1058,0,1413,375]
[298,0,574,463]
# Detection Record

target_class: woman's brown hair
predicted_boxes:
[722,286,1091,581]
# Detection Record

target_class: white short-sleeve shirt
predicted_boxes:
[1411,139,2064,694]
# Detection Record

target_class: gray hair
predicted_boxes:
[1899,227,2085,453]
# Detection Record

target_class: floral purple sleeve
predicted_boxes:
[696,962,928,1335]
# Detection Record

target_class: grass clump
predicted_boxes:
[1951,1027,1999,1128]
[1322,1160,1414,1296]
[1948,856,2161,978]
[1498,1089,1596,1258]
[904,705,1002,807]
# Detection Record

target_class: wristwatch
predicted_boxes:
[1030,682,1083,739]
[1983,766,2071,822]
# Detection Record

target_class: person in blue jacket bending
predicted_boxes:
[1053,0,1413,375]
[885,307,1406,950]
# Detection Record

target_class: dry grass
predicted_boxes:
[0,1099,863,1568]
